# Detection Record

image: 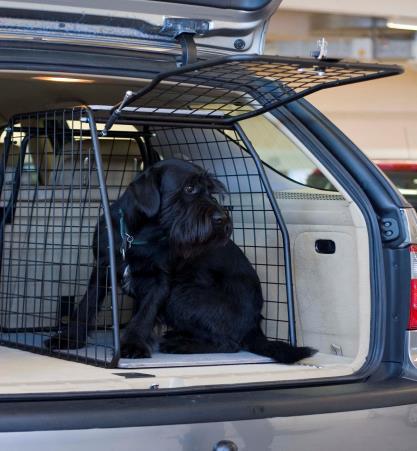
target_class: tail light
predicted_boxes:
[408,245,417,329]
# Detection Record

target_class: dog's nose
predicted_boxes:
[212,211,227,226]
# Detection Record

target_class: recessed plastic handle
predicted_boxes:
[315,239,336,254]
[213,440,238,451]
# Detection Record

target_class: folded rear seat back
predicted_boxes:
[0,134,141,333]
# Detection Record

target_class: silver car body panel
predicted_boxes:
[399,208,417,248]
[0,0,281,55]
[1,404,417,450]
[404,331,417,380]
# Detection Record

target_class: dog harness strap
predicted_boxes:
[119,209,129,259]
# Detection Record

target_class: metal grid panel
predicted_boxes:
[149,126,289,341]
[0,109,141,366]
[103,54,402,131]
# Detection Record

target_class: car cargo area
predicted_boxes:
[0,59,378,394]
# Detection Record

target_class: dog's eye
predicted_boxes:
[184,184,197,195]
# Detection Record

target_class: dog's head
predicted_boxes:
[129,159,232,259]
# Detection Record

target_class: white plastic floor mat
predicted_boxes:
[0,330,274,368]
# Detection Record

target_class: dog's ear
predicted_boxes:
[211,178,228,194]
[131,167,161,218]
[210,176,228,202]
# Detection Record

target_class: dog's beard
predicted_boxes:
[161,200,232,260]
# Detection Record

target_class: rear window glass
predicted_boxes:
[382,169,417,191]
[238,115,336,190]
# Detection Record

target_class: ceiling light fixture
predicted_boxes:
[32,76,95,83]
[386,17,417,31]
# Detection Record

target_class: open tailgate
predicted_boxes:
[0,0,282,55]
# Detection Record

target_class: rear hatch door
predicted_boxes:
[0,0,282,55]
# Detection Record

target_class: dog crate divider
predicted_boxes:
[0,108,122,367]
[85,108,120,366]
[0,54,403,367]
[233,122,297,346]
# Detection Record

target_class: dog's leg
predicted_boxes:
[120,274,169,358]
[45,266,109,349]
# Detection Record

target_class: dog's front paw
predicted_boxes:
[120,339,151,359]
[44,331,86,350]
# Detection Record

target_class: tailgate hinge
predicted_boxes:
[161,17,211,66]
[176,32,197,66]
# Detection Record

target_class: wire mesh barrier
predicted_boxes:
[0,54,402,367]
[0,110,288,366]
[102,54,402,133]
[0,109,139,366]
[148,127,288,342]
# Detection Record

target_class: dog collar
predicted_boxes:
[118,209,166,259]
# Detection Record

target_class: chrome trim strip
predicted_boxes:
[403,330,417,380]
[400,208,417,247]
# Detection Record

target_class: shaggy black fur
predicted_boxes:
[46,159,316,363]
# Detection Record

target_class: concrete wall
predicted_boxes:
[280,0,417,19]
[307,63,417,160]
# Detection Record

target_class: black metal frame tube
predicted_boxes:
[0,125,12,202]
[85,108,121,367]
[5,136,30,224]
[0,128,28,272]
[135,136,149,169]
[234,122,297,346]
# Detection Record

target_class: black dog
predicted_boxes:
[46,159,316,363]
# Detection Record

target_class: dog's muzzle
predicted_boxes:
[212,210,228,226]
[211,208,233,239]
